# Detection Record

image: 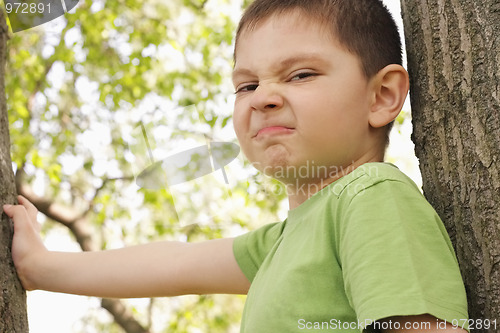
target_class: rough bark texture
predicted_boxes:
[400,0,500,330]
[0,10,30,333]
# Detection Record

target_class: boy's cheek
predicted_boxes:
[232,112,248,139]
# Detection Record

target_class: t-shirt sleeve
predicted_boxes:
[339,178,469,331]
[233,222,283,283]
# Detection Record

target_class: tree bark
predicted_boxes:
[0,10,29,333]
[400,0,500,330]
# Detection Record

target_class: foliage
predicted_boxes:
[5,0,287,331]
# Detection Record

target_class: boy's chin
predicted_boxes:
[248,153,293,175]
[250,162,289,178]
[250,162,314,181]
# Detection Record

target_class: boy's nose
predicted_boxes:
[250,84,284,111]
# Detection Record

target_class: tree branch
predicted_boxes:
[102,299,151,333]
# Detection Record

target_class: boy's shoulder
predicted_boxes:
[327,162,421,199]
[289,163,424,223]
[354,162,416,184]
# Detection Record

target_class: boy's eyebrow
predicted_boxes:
[232,53,328,81]
[278,54,328,70]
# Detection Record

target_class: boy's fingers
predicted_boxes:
[2,203,18,217]
[3,204,28,223]
[2,204,39,233]
[17,195,39,222]
[4,199,42,234]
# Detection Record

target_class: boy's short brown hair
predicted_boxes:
[235,0,403,148]
[235,0,402,78]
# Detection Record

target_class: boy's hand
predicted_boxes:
[3,195,48,291]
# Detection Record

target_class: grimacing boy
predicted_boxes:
[4,0,468,332]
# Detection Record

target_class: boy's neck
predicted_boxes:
[286,154,384,210]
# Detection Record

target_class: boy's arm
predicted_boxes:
[4,196,250,298]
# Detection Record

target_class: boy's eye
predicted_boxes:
[290,72,316,81]
[235,84,259,94]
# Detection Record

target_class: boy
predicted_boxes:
[4,0,469,332]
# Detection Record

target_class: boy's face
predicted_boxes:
[232,13,381,188]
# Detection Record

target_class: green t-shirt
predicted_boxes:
[233,163,468,332]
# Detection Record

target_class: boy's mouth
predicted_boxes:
[253,126,295,138]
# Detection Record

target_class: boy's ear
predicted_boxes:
[368,64,409,128]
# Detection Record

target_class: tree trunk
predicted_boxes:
[0,10,30,333]
[400,0,500,330]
